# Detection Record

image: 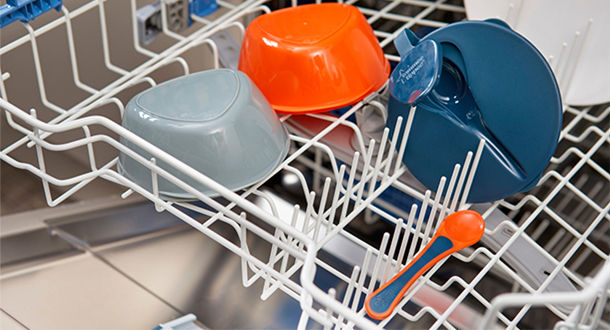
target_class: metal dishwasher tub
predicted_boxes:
[1,198,307,329]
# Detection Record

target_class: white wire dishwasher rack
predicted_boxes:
[1,0,609,329]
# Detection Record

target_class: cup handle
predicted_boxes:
[394,28,421,59]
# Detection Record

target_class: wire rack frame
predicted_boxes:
[1,0,609,329]
[0,92,456,329]
[0,2,439,327]
[285,104,610,328]
[283,99,609,328]
[289,110,610,329]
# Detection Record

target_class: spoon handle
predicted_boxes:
[365,210,485,320]
[365,235,455,320]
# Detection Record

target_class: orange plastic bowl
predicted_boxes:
[238,3,390,114]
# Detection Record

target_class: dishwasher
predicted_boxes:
[0,0,608,329]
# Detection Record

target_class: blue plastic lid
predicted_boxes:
[386,20,562,203]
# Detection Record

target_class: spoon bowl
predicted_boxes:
[439,210,486,246]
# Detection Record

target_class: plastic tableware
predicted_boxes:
[365,210,485,320]
[118,69,290,200]
[386,20,562,203]
[465,0,610,106]
[238,3,390,114]
[389,38,442,105]
[189,0,218,17]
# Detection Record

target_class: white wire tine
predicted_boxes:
[121,189,134,199]
[61,6,97,94]
[369,127,390,190]
[303,191,316,236]
[336,266,360,327]
[288,204,301,248]
[313,148,322,193]
[367,232,390,294]
[239,212,250,287]
[558,31,581,93]
[459,139,486,210]
[96,0,129,75]
[382,223,402,282]
[24,24,66,114]
[0,71,9,99]
[450,151,473,212]
[280,209,299,271]
[30,109,53,206]
[82,126,97,171]
[392,220,409,276]
[563,20,593,101]
[505,2,514,22]
[511,0,524,28]
[426,176,447,244]
[378,127,390,161]
[406,204,422,264]
[149,158,163,212]
[555,42,569,81]
[253,190,280,218]
[394,107,417,174]
[328,165,346,232]
[355,139,376,208]
[421,191,439,247]
[297,311,310,330]
[384,115,403,177]
[399,204,418,265]
[416,190,431,253]
[438,164,461,226]
[264,218,286,293]
[343,266,360,307]
[340,152,360,224]
[313,178,332,243]
[324,288,337,330]
[280,204,301,271]
[353,248,372,312]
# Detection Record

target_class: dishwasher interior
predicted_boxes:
[1,0,609,329]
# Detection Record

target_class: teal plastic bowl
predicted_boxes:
[119,69,290,200]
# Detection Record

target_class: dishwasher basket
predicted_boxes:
[1,0,608,329]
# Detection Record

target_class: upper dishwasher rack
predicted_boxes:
[1,0,608,329]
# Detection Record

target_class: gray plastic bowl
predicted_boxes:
[118,69,290,200]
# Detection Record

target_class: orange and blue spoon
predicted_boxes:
[365,210,485,320]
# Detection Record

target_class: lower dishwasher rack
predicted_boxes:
[1,0,609,329]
